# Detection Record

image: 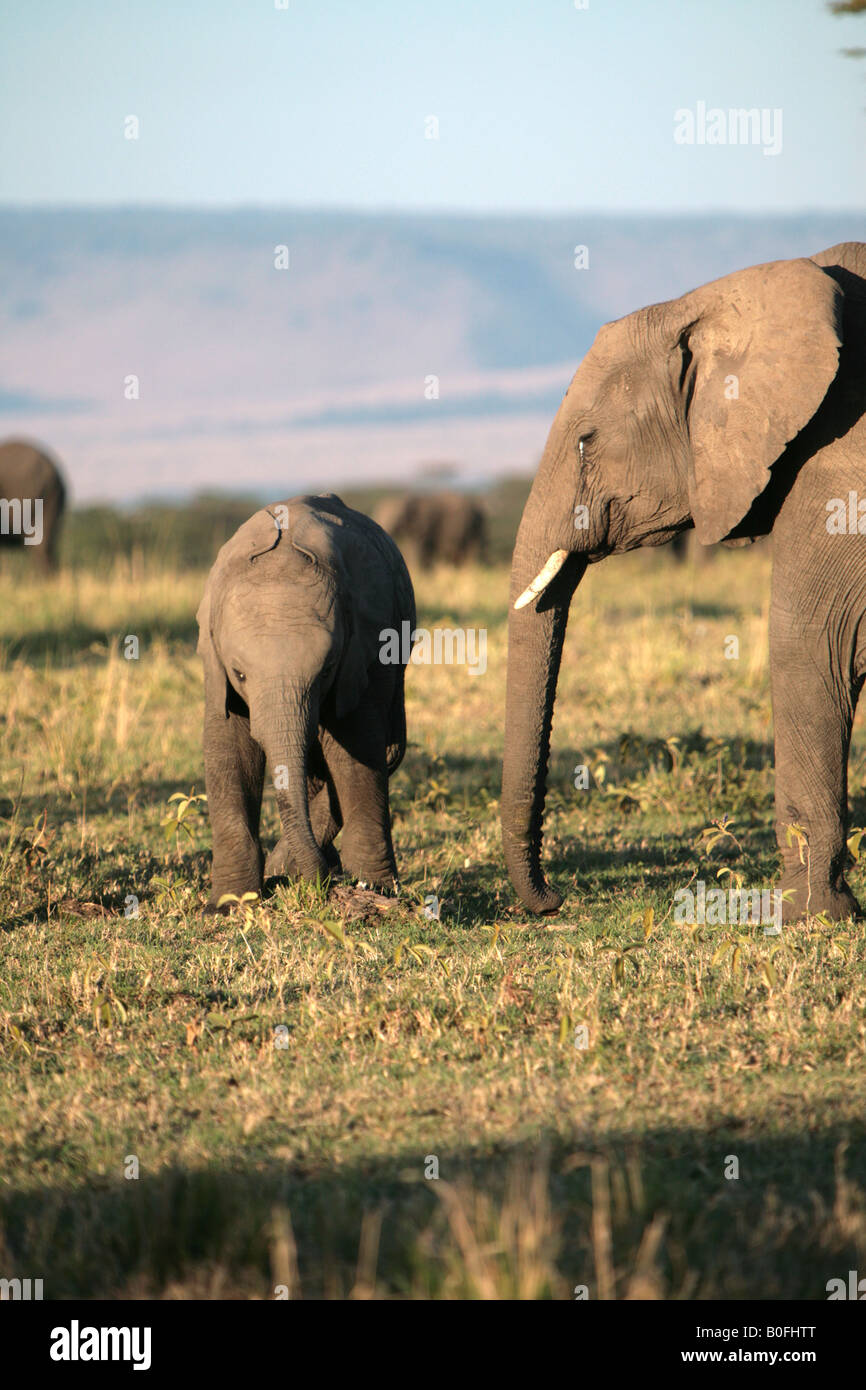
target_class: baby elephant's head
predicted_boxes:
[213,505,379,758]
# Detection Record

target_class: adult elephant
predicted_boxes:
[375,490,487,567]
[0,439,66,572]
[502,242,866,924]
[197,494,415,911]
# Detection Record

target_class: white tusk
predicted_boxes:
[513,549,569,610]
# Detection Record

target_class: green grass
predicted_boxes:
[1,535,866,1299]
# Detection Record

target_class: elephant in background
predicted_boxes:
[670,530,767,565]
[502,242,866,924]
[197,493,415,911]
[669,528,714,565]
[374,490,487,568]
[0,439,66,572]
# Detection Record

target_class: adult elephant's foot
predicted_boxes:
[778,869,861,923]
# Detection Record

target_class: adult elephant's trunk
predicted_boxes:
[252,680,328,883]
[501,446,587,914]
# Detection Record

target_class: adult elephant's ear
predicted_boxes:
[682,258,843,545]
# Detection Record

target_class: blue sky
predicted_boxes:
[0,0,863,212]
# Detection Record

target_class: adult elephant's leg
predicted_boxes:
[770,550,862,922]
[321,688,397,888]
[203,697,266,910]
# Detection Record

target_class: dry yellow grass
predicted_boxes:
[1,541,865,1297]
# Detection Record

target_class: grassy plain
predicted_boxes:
[1,523,865,1299]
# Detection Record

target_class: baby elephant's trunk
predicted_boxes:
[253,680,328,883]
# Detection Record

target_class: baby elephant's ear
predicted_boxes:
[195,579,212,656]
[683,258,843,545]
[335,608,373,721]
[196,578,235,719]
[333,527,404,722]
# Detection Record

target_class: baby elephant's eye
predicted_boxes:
[233,668,246,683]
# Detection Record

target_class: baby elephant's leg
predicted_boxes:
[203,706,266,911]
[322,695,398,890]
[309,779,343,867]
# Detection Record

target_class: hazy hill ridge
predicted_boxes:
[0,208,859,502]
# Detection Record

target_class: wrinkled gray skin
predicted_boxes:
[375,491,487,568]
[0,439,66,572]
[197,494,415,912]
[502,243,866,924]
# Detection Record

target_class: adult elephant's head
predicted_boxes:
[198,496,405,881]
[502,255,844,913]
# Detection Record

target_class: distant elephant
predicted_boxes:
[197,493,415,911]
[0,439,66,572]
[502,242,866,924]
[375,490,487,567]
[671,530,765,564]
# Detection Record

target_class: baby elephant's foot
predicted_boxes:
[337,825,389,884]
[264,840,299,881]
[351,879,399,900]
[265,837,341,883]
[347,869,399,893]
[779,871,861,923]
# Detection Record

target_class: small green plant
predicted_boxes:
[597,935,645,986]
[697,814,743,855]
[215,890,260,926]
[161,788,208,848]
[75,955,129,1032]
[393,938,449,975]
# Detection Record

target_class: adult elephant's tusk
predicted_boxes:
[513,549,569,610]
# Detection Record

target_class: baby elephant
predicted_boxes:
[196,494,415,912]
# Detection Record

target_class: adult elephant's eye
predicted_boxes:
[233,668,246,683]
